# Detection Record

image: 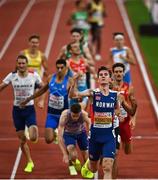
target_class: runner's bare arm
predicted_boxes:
[82,110,91,132]
[122,86,137,116]
[0,82,9,92]
[58,110,69,164]
[41,54,49,77]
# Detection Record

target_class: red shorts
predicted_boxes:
[119,117,132,143]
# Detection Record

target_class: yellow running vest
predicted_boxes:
[24,49,43,77]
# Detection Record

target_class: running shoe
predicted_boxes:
[81,159,94,179]
[72,159,81,171]
[24,161,34,173]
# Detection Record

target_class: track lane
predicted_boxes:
[0,0,158,179]
[0,0,29,50]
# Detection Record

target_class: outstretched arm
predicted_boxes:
[20,83,49,107]
[0,82,9,92]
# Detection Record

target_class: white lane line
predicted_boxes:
[132,136,158,140]
[0,0,36,60]
[10,148,22,180]
[9,0,65,179]
[116,0,158,119]
[45,0,65,58]
[0,0,7,7]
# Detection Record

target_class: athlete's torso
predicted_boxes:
[48,73,69,115]
[3,71,41,106]
[89,1,104,25]
[113,82,130,121]
[111,46,130,73]
[64,110,85,134]
[68,57,87,91]
[23,49,43,76]
[91,88,117,129]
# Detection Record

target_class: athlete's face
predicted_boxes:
[71,32,82,43]
[29,38,40,50]
[16,58,28,73]
[113,67,124,82]
[114,38,124,48]
[71,112,80,121]
[70,43,81,55]
[98,70,111,85]
[56,64,66,76]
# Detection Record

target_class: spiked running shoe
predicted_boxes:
[69,165,78,175]
[81,159,94,179]
[72,159,82,172]
[24,161,34,173]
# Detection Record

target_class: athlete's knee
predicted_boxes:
[45,137,53,144]
[102,158,113,174]
[67,145,77,161]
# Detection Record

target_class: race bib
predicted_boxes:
[15,90,29,105]
[94,112,112,128]
[48,94,64,109]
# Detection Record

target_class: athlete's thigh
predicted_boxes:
[89,138,102,161]
[12,106,25,131]
[45,113,60,129]
[102,137,116,159]
[77,131,88,151]
[120,120,132,143]
[63,132,76,147]
[25,106,37,128]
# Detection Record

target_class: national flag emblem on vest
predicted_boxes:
[95,96,101,100]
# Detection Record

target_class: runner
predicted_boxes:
[58,103,90,175]
[0,55,43,173]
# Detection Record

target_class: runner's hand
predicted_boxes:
[63,154,69,164]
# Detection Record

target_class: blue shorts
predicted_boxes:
[89,130,116,161]
[63,131,88,151]
[45,113,60,129]
[123,70,131,84]
[12,105,36,132]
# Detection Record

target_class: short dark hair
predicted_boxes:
[112,63,125,72]
[70,28,83,35]
[28,34,40,41]
[56,59,66,67]
[97,66,112,77]
[70,103,81,113]
[16,55,28,63]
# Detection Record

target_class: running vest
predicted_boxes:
[68,57,87,91]
[91,88,117,129]
[89,1,104,26]
[23,49,43,77]
[64,110,85,134]
[2,71,41,106]
[111,46,130,73]
[48,74,69,115]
